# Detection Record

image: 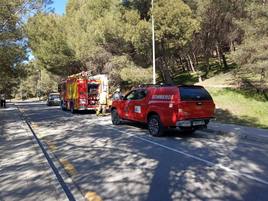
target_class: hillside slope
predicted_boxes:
[197,72,268,129]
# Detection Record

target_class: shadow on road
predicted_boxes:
[0,105,63,201]
[12,101,268,201]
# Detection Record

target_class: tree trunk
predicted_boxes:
[187,54,196,73]
[169,56,176,75]
[220,50,228,69]
[216,44,222,67]
[204,53,210,77]
[156,58,165,82]
[160,42,173,84]
[193,52,198,66]
[185,56,191,72]
[230,41,236,52]
[198,74,203,82]
[162,57,174,84]
[178,55,186,72]
[178,55,184,65]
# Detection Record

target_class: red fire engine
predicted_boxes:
[58,72,109,113]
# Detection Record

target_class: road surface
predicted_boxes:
[14,102,268,201]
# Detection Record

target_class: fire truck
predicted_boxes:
[58,72,109,113]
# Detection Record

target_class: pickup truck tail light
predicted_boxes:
[178,108,189,117]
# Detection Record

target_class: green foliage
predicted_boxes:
[17,61,59,99]
[120,67,152,85]
[231,2,268,84]
[151,0,199,83]
[123,10,151,57]
[64,0,123,72]
[107,55,151,86]
[153,0,199,47]
[5,0,266,127]
[195,1,243,54]
[21,0,268,97]
[0,0,26,94]
[37,69,59,95]
[0,0,51,97]
[173,72,199,85]
[122,0,151,20]
[64,0,155,84]
[26,13,79,76]
[25,0,200,86]
[208,87,268,128]
[108,55,152,85]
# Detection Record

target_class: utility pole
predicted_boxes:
[152,0,156,85]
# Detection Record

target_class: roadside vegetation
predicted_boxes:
[0,0,267,128]
[209,87,268,129]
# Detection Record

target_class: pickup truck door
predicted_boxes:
[121,90,137,120]
[131,89,148,122]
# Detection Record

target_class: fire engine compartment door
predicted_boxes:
[88,83,99,105]
[78,80,87,98]
[68,81,78,100]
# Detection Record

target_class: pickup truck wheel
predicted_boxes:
[182,129,196,134]
[148,115,164,137]
[111,109,121,125]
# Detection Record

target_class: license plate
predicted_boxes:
[193,120,205,126]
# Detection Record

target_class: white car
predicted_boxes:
[47,93,60,106]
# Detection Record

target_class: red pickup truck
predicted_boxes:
[111,85,215,136]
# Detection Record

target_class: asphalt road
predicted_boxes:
[17,102,268,201]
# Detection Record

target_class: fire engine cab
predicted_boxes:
[58,72,109,113]
[111,85,215,136]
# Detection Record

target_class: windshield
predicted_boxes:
[179,86,212,101]
[49,95,60,99]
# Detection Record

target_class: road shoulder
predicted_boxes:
[205,121,268,143]
[0,104,68,201]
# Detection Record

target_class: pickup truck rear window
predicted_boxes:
[179,86,212,101]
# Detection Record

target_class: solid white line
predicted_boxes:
[98,123,268,186]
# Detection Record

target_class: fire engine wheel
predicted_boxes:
[70,104,75,114]
[148,115,164,137]
[111,109,121,125]
[61,102,66,111]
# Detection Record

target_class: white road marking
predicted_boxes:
[96,122,268,186]
[18,106,268,187]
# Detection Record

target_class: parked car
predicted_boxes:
[111,85,215,136]
[47,93,60,106]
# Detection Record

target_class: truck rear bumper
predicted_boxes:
[76,104,97,110]
[86,108,97,110]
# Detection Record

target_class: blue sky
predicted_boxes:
[51,0,68,15]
